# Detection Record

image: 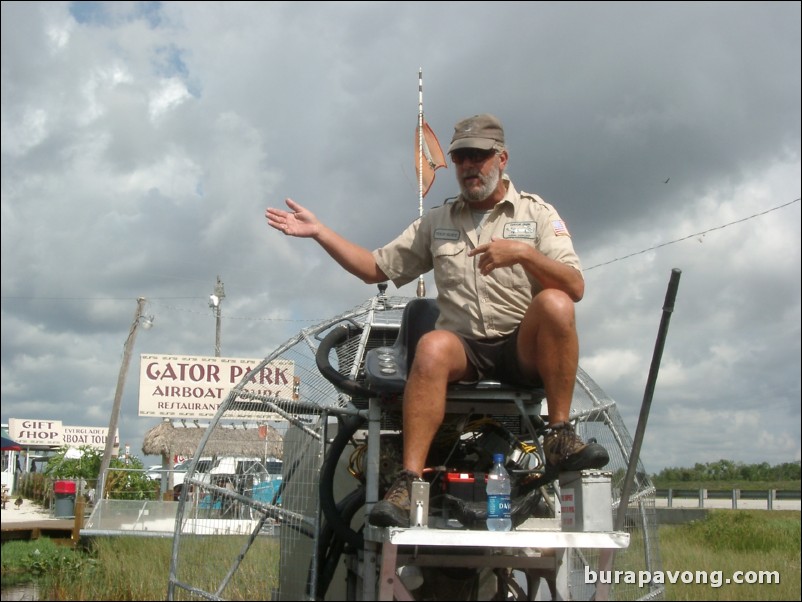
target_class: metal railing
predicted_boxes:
[655,488,801,510]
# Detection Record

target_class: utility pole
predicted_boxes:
[210,276,225,356]
[98,297,152,498]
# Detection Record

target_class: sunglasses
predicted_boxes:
[450,148,498,165]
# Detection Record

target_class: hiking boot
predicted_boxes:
[543,422,609,472]
[368,469,421,528]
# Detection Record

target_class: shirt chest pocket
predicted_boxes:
[493,263,533,291]
[491,237,537,291]
[432,239,466,288]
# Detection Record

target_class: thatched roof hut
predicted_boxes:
[141,420,283,464]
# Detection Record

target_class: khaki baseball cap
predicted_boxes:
[447,114,505,153]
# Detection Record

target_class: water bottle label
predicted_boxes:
[487,494,511,519]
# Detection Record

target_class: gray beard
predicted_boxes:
[461,165,501,204]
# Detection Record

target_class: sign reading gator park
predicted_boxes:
[138,354,295,420]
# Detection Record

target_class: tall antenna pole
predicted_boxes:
[416,68,426,298]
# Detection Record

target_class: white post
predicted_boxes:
[211,276,225,357]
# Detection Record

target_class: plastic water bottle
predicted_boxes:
[486,453,512,531]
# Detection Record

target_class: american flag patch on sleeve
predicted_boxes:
[552,220,570,236]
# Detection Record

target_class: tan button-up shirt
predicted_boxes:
[373,180,582,339]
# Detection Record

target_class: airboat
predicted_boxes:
[165,279,676,601]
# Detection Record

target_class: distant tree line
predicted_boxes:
[653,459,800,483]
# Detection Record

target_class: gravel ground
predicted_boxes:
[1,497,57,523]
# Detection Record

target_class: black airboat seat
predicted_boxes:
[364,297,440,394]
[364,297,546,409]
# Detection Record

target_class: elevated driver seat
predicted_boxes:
[361,297,552,529]
[364,297,548,443]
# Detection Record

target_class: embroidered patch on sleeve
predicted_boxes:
[552,220,570,236]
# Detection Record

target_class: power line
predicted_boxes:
[0,296,203,301]
[1,198,798,320]
[585,198,800,271]
[155,302,321,323]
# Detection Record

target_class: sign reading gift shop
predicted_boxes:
[138,354,294,420]
[8,418,118,451]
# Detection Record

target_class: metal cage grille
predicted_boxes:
[166,294,663,601]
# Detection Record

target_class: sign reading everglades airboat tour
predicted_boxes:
[8,418,118,450]
[138,354,294,420]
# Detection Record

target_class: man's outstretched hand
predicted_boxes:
[266,198,320,238]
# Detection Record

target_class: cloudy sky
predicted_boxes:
[2,1,799,474]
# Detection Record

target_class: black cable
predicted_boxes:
[313,484,366,599]
[318,415,365,550]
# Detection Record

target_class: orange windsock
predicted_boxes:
[415,120,446,198]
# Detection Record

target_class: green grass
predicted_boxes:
[1,538,92,589]
[2,510,799,600]
[659,510,800,601]
[1,535,278,600]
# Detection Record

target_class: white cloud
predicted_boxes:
[148,77,190,120]
[1,107,48,156]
